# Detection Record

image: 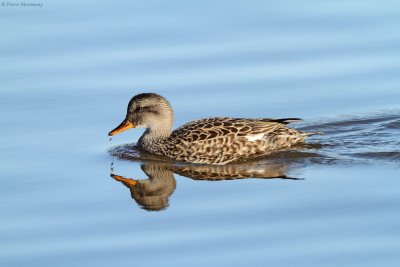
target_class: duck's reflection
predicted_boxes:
[111,161,301,211]
[111,164,176,211]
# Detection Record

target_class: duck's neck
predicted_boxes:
[138,126,172,154]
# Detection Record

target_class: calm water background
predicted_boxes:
[1,0,400,266]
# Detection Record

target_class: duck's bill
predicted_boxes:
[108,120,135,136]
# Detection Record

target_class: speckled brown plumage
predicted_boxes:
[109,93,320,165]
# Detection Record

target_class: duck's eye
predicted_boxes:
[135,106,143,112]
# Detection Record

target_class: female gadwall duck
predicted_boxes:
[109,93,319,165]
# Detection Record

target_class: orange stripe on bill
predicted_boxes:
[108,120,135,136]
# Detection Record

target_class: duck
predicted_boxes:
[108,93,320,165]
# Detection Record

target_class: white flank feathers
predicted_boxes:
[245,133,265,142]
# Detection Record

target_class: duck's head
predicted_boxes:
[108,93,174,136]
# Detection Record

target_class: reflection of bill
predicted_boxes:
[111,162,302,212]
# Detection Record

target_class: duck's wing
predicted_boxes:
[169,117,301,143]
[167,117,306,164]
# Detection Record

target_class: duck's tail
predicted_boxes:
[264,118,324,136]
[265,118,303,125]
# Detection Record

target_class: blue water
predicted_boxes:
[1,0,400,266]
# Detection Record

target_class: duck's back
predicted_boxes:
[163,117,307,164]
